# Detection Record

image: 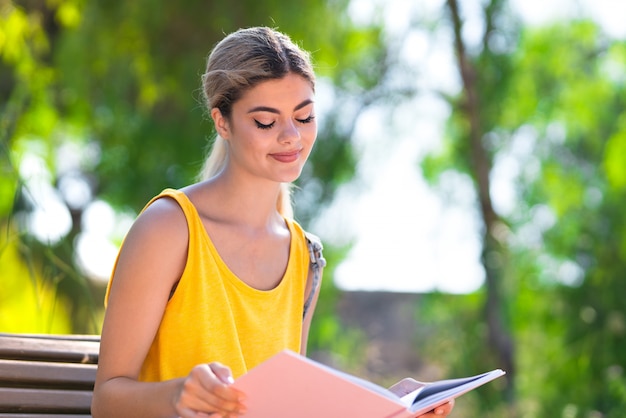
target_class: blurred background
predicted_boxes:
[1,0,625,416]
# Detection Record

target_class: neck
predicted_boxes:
[196,172,286,229]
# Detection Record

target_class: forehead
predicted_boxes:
[237,73,315,109]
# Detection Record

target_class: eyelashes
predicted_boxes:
[255,120,274,130]
[254,115,316,130]
[297,115,316,125]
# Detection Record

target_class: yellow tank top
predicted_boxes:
[106,188,308,381]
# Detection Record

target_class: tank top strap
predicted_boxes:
[144,188,196,220]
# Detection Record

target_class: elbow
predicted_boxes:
[91,383,107,418]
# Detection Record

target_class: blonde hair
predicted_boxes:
[198,27,315,219]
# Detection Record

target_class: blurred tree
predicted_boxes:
[5,0,626,415]
[422,0,517,404]
[0,0,386,339]
[0,238,72,332]
[503,20,626,417]
[1,0,93,332]
[419,1,626,416]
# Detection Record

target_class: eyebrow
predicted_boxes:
[247,99,314,114]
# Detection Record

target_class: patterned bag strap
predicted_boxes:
[303,231,326,319]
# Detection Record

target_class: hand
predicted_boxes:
[417,399,455,417]
[174,362,246,418]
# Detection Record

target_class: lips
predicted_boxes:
[270,149,301,163]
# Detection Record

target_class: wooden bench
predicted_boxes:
[0,333,100,417]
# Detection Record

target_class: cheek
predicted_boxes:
[301,128,317,160]
[235,125,267,148]
[302,123,318,143]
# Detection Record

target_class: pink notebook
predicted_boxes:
[232,350,505,418]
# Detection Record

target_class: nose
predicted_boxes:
[278,120,300,144]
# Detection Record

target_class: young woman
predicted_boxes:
[92,27,454,418]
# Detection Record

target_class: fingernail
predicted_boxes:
[435,408,444,415]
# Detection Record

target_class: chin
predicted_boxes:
[276,166,305,183]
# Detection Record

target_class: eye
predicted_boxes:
[296,115,315,124]
[255,120,275,130]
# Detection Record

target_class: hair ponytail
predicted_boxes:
[198,135,228,181]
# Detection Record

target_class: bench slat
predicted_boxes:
[0,334,99,417]
[0,415,91,418]
[0,388,91,413]
[0,336,99,364]
[0,334,100,342]
[0,359,96,389]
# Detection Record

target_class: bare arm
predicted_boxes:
[92,198,245,417]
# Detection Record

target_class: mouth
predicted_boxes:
[270,149,302,163]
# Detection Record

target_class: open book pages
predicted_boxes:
[400,370,506,414]
[336,361,505,414]
[233,349,505,418]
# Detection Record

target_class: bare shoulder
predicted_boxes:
[129,196,188,244]
[97,196,190,385]
[113,196,189,289]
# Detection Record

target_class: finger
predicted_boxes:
[197,384,245,415]
[432,399,455,416]
[418,400,455,417]
[195,412,220,418]
[194,364,240,400]
[201,390,246,415]
[202,364,245,406]
[176,405,217,418]
[178,365,245,416]
[209,362,236,385]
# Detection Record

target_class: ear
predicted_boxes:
[211,108,231,139]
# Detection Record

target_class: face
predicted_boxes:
[211,73,317,184]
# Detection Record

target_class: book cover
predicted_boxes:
[232,350,505,418]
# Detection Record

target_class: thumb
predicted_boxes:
[209,362,235,385]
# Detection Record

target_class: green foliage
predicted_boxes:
[604,117,626,190]
[4,2,626,416]
[415,292,510,418]
[0,230,72,333]
[467,18,626,418]
[0,0,386,344]
[419,5,626,416]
